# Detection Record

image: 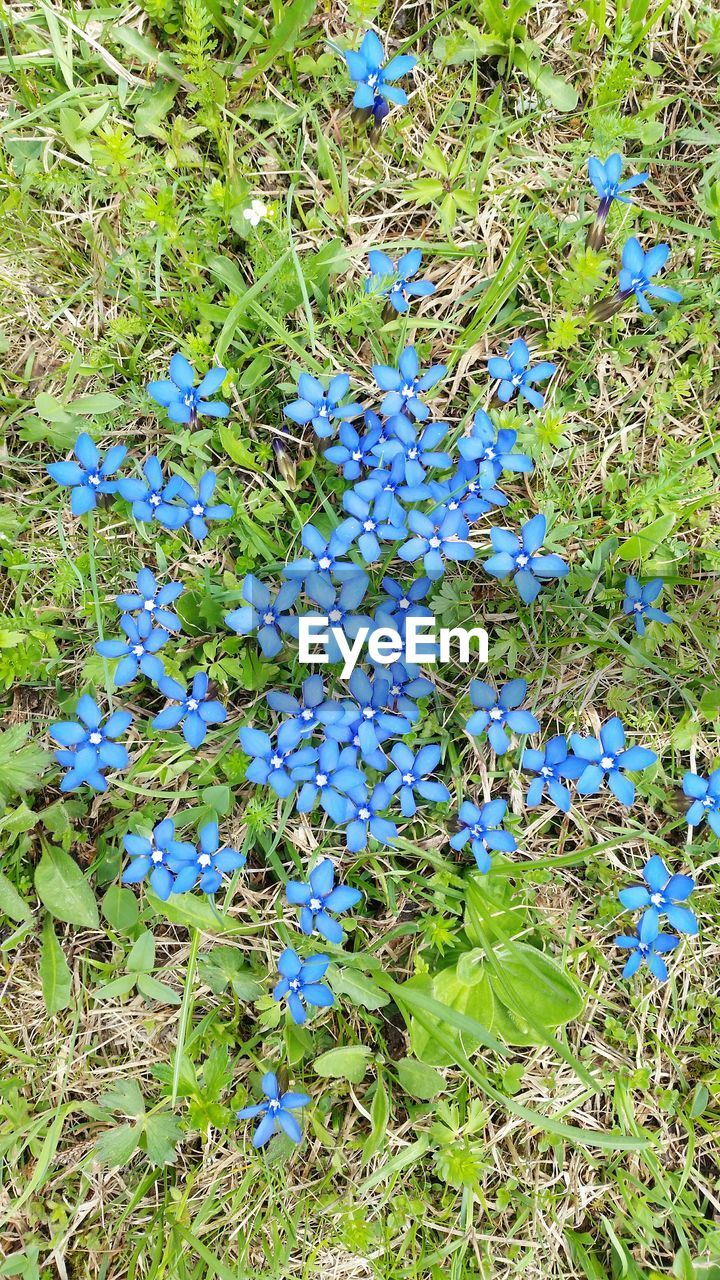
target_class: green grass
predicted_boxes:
[1,1,720,1277]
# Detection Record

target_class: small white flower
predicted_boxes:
[243,198,269,227]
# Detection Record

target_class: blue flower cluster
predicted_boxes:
[615,856,696,981]
[123,818,245,900]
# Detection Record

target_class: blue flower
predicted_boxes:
[618,855,697,936]
[122,817,195,901]
[465,678,540,756]
[50,695,132,792]
[570,717,656,807]
[342,783,397,852]
[383,661,433,724]
[284,373,362,439]
[283,521,365,592]
[623,576,671,635]
[323,419,383,480]
[273,949,334,1025]
[341,487,406,563]
[147,353,229,423]
[47,432,126,517]
[398,509,474,580]
[267,674,344,747]
[376,576,433,637]
[449,799,516,873]
[588,153,648,210]
[225,575,300,659]
[286,858,362,944]
[428,461,507,522]
[115,567,183,631]
[116,455,189,529]
[385,742,450,818]
[487,340,556,410]
[338,669,411,760]
[239,724,315,798]
[615,912,679,981]
[153,672,226,748]
[236,1071,310,1148]
[291,740,364,818]
[344,31,416,121]
[376,415,452,491]
[617,238,682,314]
[352,459,411,527]
[167,821,246,895]
[96,613,169,687]
[683,768,720,836]
[521,736,584,812]
[457,410,534,478]
[372,345,446,421]
[365,248,434,313]
[172,472,233,540]
[483,513,568,603]
[303,576,373,665]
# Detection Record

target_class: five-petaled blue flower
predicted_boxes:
[342,783,397,852]
[283,521,365,593]
[225,575,300,659]
[623,576,671,636]
[484,513,568,603]
[373,345,446,421]
[342,486,406,563]
[385,742,450,818]
[273,949,334,1025]
[291,740,364,818]
[366,248,434,313]
[487,340,556,410]
[122,817,194,901]
[48,432,126,517]
[449,798,516,874]
[618,855,696,936]
[236,1071,310,1148]
[458,410,533,478]
[147,354,229,423]
[383,662,433,724]
[339,669,411,760]
[168,821,245,895]
[377,576,433,637]
[96,612,169,687]
[588,153,648,214]
[115,567,183,631]
[323,419,383,480]
[285,373,363,439]
[683,768,720,836]
[153,672,226,748]
[303,576,373,665]
[377,415,452,492]
[344,31,416,124]
[286,858,362,944]
[173,472,233,540]
[570,717,656,807]
[465,678,540,756]
[267,674,344,747]
[50,695,132,792]
[617,239,682,314]
[615,912,679,982]
[116,455,189,529]
[398,509,474,580]
[521,735,584,813]
[239,724,315,798]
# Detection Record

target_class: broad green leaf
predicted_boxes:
[396,1058,446,1100]
[40,916,72,1015]
[92,1122,142,1167]
[100,1079,146,1117]
[432,30,505,63]
[69,393,123,415]
[134,81,177,139]
[102,886,139,934]
[218,426,263,471]
[362,1075,390,1164]
[141,1112,183,1166]
[617,514,676,561]
[0,870,32,923]
[35,846,99,929]
[516,46,578,111]
[330,967,390,1011]
[409,967,496,1066]
[0,725,50,801]
[313,1045,373,1083]
[126,929,155,973]
[93,974,137,1001]
[489,942,585,1038]
[136,973,182,1005]
[464,868,527,945]
[198,946,263,1000]
[201,785,232,814]
[147,889,236,934]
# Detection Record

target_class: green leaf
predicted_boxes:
[136,973,182,1005]
[396,1057,446,1100]
[234,0,317,89]
[201,784,232,814]
[69,393,123,415]
[198,946,263,1000]
[217,427,263,471]
[0,725,50,801]
[134,81,177,139]
[330,967,390,1011]
[102,886,139,933]
[100,1079,146,1117]
[92,1122,142,1167]
[465,868,528,945]
[362,1074,390,1163]
[617,514,677,562]
[126,929,155,973]
[147,889,235,933]
[141,1112,183,1166]
[313,1045,373,1084]
[93,974,138,1001]
[489,942,585,1039]
[0,870,32,923]
[408,966,497,1066]
[34,846,99,929]
[40,916,72,1015]
[515,46,579,111]
[432,30,506,63]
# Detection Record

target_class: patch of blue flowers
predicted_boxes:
[44,142,692,1153]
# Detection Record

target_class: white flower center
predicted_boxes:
[301,708,314,721]
[401,383,415,398]
[271,754,284,768]
[262,611,275,624]
[198,853,212,868]
[651,892,664,906]
[541,765,554,777]
[89,732,102,745]
[633,601,644,612]
[151,849,164,864]
[132,644,144,657]
[362,707,375,719]
[390,684,401,696]
[192,503,204,516]
[315,773,328,787]
[318,555,332,570]
[149,493,161,506]
[144,599,156,611]
[358,807,370,820]
[399,597,410,609]
[600,755,615,769]
[289,978,301,991]
[402,772,415,785]
[407,447,418,460]
[352,450,363,461]
[88,473,101,486]
[329,608,342,623]
[428,536,441,548]
[187,698,199,711]
[309,897,323,911]
[489,706,504,720]
[516,553,529,567]
[363,519,376,531]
